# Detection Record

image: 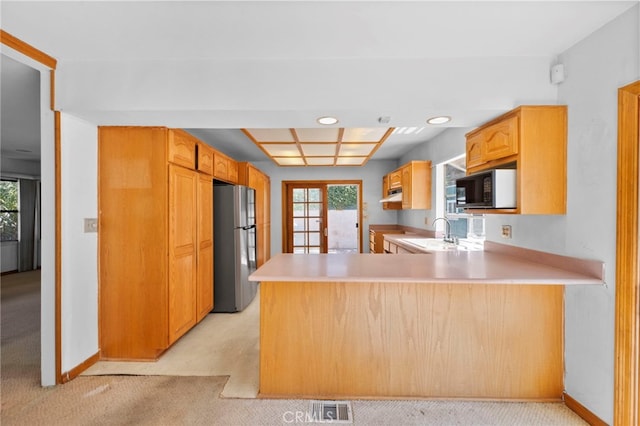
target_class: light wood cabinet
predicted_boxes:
[197,174,214,321]
[481,115,518,162]
[381,175,401,210]
[400,161,431,210]
[227,159,238,184]
[464,105,567,214]
[168,164,198,344]
[238,162,271,267]
[382,160,431,210]
[213,153,229,181]
[369,228,404,253]
[168,129,197,169]
[213,151,238,183]
[98,126,213,360]
[197,143,214,176]
[465,132,484,169]
[388,170,402,189]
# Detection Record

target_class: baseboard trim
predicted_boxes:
[60,351,100,384]
[563,392,608,426]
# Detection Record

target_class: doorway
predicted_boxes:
[1,35,57,385]
[283,181,362,254]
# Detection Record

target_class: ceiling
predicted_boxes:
[243,127,394,166]
[1,1,637,165]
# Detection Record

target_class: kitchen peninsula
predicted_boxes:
[250,243,603,400]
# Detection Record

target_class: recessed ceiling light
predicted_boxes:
[426,116,451,125]
[317,116,338,125]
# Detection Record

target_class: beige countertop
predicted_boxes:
[249,242,605,285]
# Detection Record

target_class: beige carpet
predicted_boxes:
[2,271,590,425]
[82,288,260,399]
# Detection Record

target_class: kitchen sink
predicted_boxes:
[401,238,458,251]
[399,238,483,252]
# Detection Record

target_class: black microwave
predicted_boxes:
[455,169,517,209]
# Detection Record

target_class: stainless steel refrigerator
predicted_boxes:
[211,184,258,313]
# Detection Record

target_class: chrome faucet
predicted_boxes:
[432,217,455,244]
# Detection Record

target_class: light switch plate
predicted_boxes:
[84,218,98,233]
[501,225,512,239]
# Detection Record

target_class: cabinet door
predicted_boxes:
[466,132,484,169]
[401,166,412,209]
[382,175,401,210]
[197,143,214,176]
[482,115,518,162]
[227,159,239,184]
[168,164,198,344]
[389,170,402,189]
[213,153,229,181]
[196,174,213,321]
[168,130,196,169]
[99,126,170,360]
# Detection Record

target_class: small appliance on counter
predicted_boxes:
[211,184,258,313]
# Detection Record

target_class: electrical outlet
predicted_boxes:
[425,216,430,225]
[84,218,98,233]
[501,225,512,239]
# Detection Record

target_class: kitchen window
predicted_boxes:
[0,179,19,241]
[437,155,485,242]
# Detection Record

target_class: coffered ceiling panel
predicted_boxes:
[300,144,338,157]
[295,128,340,142]
[242,127,393,167]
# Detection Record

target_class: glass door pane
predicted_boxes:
[290,186,326,253]
[327,184,359,253]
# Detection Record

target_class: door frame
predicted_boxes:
[615,80,640,425]
[0,31,60,385]
[282,180,363,254]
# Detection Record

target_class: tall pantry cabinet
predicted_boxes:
[238,162,271,267]
[98,127,213,360]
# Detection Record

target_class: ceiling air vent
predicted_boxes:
[308,400,353,423]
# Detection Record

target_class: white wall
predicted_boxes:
[251,159,399,255]
[60,113,99,372]
[555,7,638,423]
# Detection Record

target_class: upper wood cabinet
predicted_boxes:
[382,160,432,210]
[401,161,431,210]
[238,162,271,267]
[98,126,213,360]
[388,170,402,189]
[213,151,238,184]
[464,105,567,214]
[197,143,214,175]
[168,129,197,169]
[381,175,401,211]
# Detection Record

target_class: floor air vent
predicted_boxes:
[308,400,353,423]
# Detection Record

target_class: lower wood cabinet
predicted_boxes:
[99,126,213,360]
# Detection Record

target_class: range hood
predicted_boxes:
[379,189,402,203]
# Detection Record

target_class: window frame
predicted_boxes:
[0,178,20,242]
